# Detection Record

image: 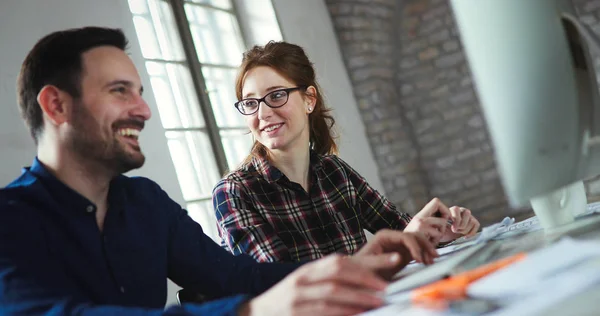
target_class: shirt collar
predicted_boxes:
[310,150,324,172]
[252,155,284,183]
[251,150,324,183]
[27,157,127,214]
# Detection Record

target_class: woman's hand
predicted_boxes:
[440,206,480,243]
[405,198,480,245]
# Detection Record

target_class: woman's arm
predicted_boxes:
[213,179,294,263]
[332,156,412,233]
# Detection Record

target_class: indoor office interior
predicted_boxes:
[2,0,600,308]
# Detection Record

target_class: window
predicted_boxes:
[127,0,281,242]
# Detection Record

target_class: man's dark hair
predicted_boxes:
[17,27,128,144]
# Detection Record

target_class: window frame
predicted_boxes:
[129,0,281,241]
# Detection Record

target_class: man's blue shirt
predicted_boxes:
[0,158,300,315]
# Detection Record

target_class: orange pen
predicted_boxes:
[411,252,527,305]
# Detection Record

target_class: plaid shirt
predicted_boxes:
[213,152,412,263]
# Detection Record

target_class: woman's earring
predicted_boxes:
[308,107,312,112]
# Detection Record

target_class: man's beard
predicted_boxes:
[69,101,145,174]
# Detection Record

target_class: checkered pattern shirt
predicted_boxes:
[213,152,413,263]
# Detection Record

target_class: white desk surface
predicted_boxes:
[368,210,600,316]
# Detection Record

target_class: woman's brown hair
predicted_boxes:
[236,41,338,164]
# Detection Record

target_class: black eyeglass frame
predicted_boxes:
[234,86,308,115]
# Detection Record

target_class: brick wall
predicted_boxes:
[325,0,600,225]
[326,0,431,217]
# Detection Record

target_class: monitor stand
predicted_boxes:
[529,181,587,231]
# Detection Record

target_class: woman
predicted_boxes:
[213,41,480,263]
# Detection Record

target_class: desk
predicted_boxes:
[370,211,600,316]
[509,213,600,316]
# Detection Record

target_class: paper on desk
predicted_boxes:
[437,238,479,257]
[486,263,600,316]
[494,202,600,240]
[370,253,600,316]
[468,237,600,300]
[475,216,515,243]
[492,216,542,240]
[360,304,442,316]
[584,201,600,214]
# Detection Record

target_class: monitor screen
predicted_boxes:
[451,0,600,208]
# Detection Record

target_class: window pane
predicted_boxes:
[187,200,220,243]
[220,129,253,170]
[132,16,162,59]
[186,0,232,10]
[185,4,245,66]
[129,0,186,61]
[146,61,205,129]
[201,66,246,127]
[166,131,221,201]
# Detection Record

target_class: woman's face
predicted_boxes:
[240,66,315,154]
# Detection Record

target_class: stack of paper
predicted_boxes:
[468,238,600,315]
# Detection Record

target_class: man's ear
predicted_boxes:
[37,85,72,126]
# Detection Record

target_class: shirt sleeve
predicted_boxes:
[333,156,413,233]
[0,202,248,316]
[212,178,294,263]
[149,180,302,296]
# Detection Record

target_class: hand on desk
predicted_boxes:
[241,231,438,316]
[351,229,438,279]
[405,198,480,245]
[242,255,387,316]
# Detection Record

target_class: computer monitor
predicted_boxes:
[450,0,600,230]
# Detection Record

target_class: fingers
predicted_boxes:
[354,231,439,280]
[416,198,451,219]
[459,208,471,231]
[373,229,438,260]
[408,232,438,265]
[299,255,387,291]
[460,212,472,231]
[350,252,403,273]
[428,217,449,238]
[405,216,448,243]
[466,216,480,236]
[292,256,387,313]
[292,301,375,316]
[425,216,450,229]
[250,256,387,316]
[420,224,443,241]
[297,282,384,310]
[449,207,480,235]
[435,199,452,219]
[391,230,436,264]
[449,206,463,232]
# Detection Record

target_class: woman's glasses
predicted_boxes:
[234,86,307,115]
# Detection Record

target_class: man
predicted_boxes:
[0,27,439,315]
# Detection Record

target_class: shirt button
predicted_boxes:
[120,286,125,293]
[86,205,95,213]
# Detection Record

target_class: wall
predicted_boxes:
[325,0,600,224]
[325,0,433,217]
[0,0,183,305]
